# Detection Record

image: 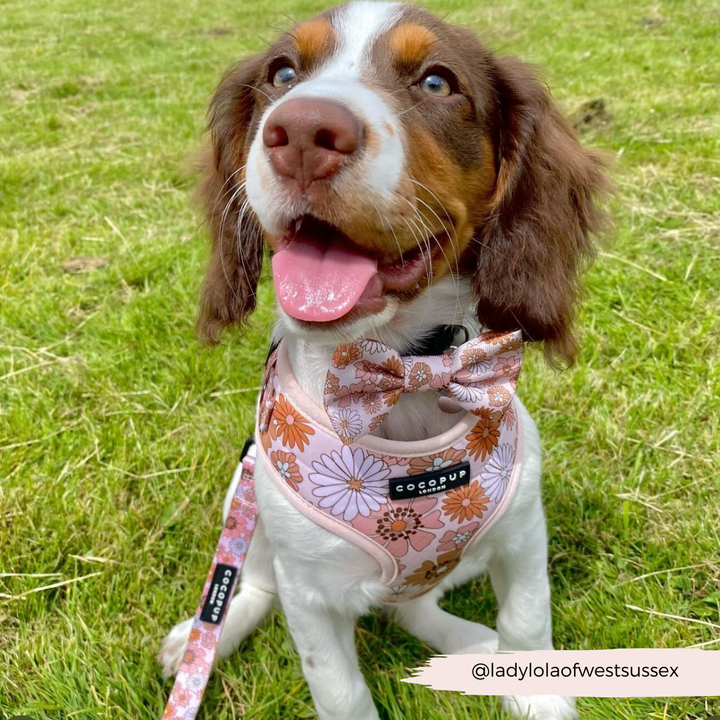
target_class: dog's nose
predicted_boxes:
[263,98,362,189]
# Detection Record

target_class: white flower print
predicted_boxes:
[360,339,385,354]
[229,536,249,557]
[446,382,484,405]
[329,408,363,441]
[185,673,206,692]
[310,446,390,521]
[480,443,515,502]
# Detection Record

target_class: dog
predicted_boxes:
[158,3,607,718]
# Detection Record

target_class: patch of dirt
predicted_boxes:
[62,256,109,274]
[10,88,31,102]
[206,26,233,36]
[638,16,665,30]
[570,98,612,132]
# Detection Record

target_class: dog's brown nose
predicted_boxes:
[263,98,362,189]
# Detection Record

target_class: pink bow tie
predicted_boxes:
[323,330,523,444]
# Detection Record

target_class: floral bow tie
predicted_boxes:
[323,330,523,444]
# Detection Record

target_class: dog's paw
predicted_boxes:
[157,617,194,679]
[501,695,578,720]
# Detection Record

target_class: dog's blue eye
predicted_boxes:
[420,73,452,97]
[272,66,297,88]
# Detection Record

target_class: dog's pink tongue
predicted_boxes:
[272,236,379,322]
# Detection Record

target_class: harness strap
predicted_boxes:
[162,443,258,720]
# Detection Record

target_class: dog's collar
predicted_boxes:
[406,324,470,356]
[266,324,470,363]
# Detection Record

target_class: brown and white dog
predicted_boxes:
[159,3,607,718]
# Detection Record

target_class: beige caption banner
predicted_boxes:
[402,649,720,697]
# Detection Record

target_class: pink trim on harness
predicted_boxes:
[257,332,523,603]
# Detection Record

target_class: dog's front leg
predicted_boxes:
[488,494,577,720]
[274,557,380,720]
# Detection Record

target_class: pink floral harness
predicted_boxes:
[256,331,524,602]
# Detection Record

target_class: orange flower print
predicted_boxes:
[484,331,509,345]
[324,372,340,396]
[408,361,432,388]
[461,346,490,372]
[501,334,523,351]
[362,394,382,414]
[442,480,489,522]
[465,408,501,460]
[408,448,467,476]
[271,394,315,451]
[368,413,389,431]
[405,548,462,586]
[487,385,511,407]
[332,343,361,369]
[378,356,404,389]
[270,450,302,491]
[382,389,400,407]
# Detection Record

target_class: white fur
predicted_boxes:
[160,4,577,717]
[324,1,402,80]
[160,277,576,719]
[245,2,405,238]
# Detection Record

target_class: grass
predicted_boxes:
[1,0,719,717]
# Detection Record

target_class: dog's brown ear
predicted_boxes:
[196,54,267,343]
[473,55,608,366]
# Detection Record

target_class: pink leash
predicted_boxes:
[162,443,258,720]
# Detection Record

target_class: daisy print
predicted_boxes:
[408,361,432,389]
[332,343,361,369]
[487,385,511,408]
[360,339,385,354]
[481,443,516,502]
[368,412,389,432]
[460,346,491,373]
[329,407,363,443]
[270,450,302,491]
[442,480,489,523]
[271,395,314,451]
[447,381,484,405]
[362,393,382,414]
[310,446,391,521]
[185,673,206,693]
[408,448,466,476]
[324,372,340,397]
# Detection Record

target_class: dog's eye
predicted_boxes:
[272,66,297,88]
[419,73,452,97]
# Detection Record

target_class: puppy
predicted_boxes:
[159,3,607,719]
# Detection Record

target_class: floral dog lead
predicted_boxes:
[162,329,524,719]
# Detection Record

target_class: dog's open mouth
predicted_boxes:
[272,215,446,323]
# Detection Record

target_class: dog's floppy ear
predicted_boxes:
[473,55,608,366]
[196,54,267,343]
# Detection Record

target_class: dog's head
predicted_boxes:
[197,1,607,364]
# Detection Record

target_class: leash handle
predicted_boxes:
[162,444,257,720]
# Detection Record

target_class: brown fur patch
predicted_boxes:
[294,18,335,62]
[388,23,438,67]
[402,125,496,282]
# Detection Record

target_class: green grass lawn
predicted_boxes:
[1,0,719,717]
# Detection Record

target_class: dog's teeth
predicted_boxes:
[295,217,303,233]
